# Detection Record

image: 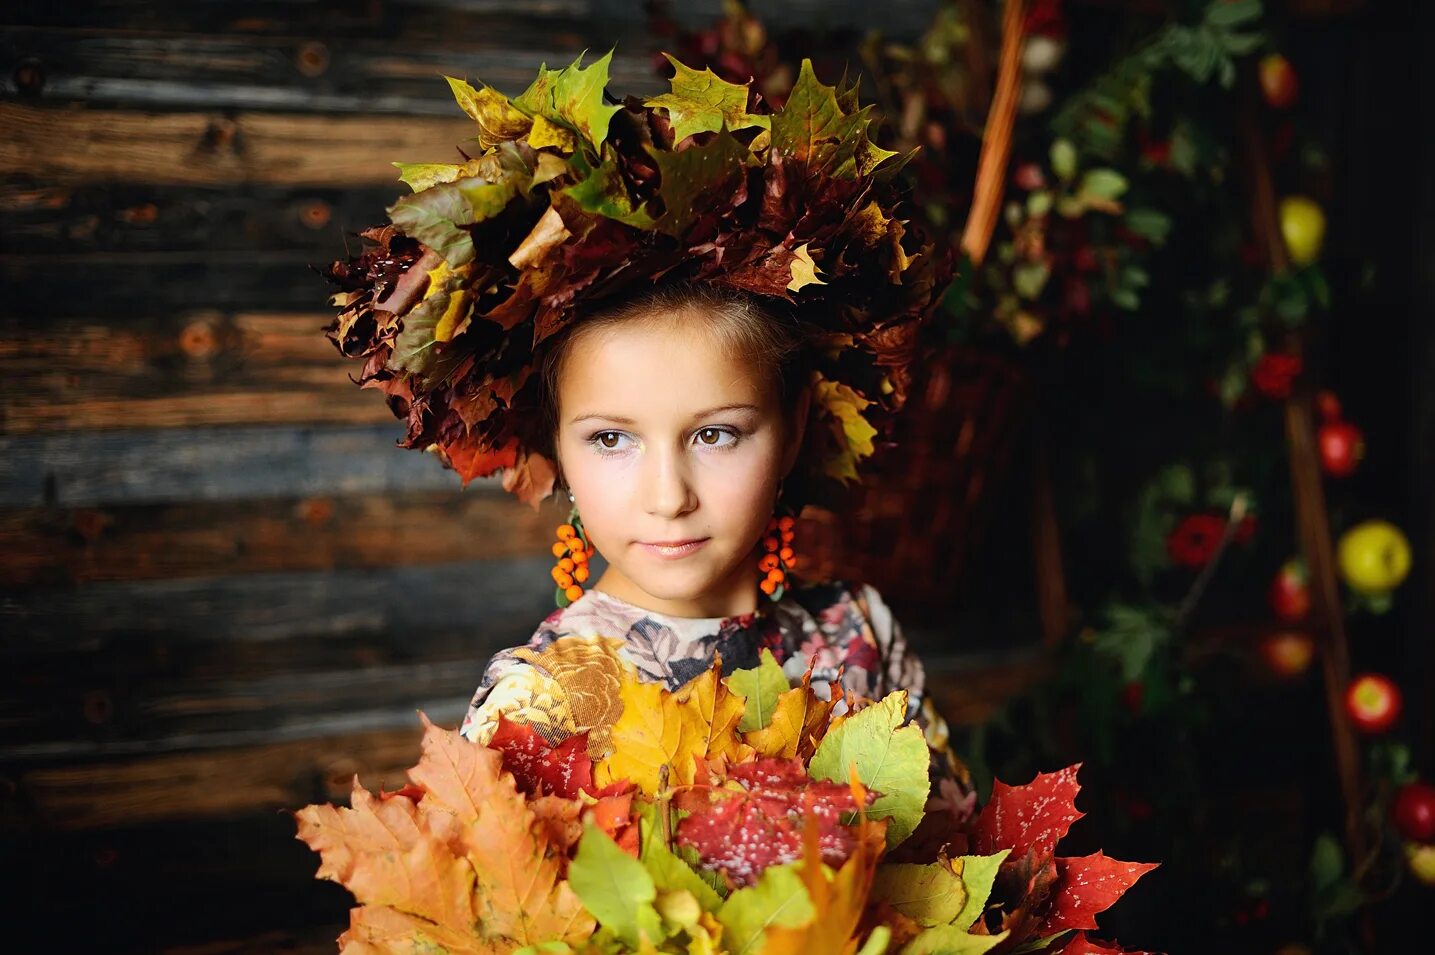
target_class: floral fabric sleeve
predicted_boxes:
[851,583,976,818]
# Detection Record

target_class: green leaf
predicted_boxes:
[870,863,968,927]
[444,75,532,149]
[857,926,893,955]
[1050,139,1078,183]
[809,690,930,846]
[1124,207,1172,244]
[717,864,815,954]
[1013,261,1051,301]
[561,145,657,229]
[635,805,724,913]
[645,52,771,143]
[771,58,878,179]
[950,851,1009,931]
[726,648,791,733]
[392,162,469,193]
[647,124,752,236]
[1077,168,1129,203]
[513,48,623,153]
[1205,0,1263,28]
[568,825,666,949]
[900,925,1008,955]
[388,183,478,266]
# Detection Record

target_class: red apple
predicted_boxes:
[1261,631,1315,679]
[1318,419,1365,478]
[1393,782,1435,843]
[1407,842,1435,887]
[1259,53,1299,109]
[1269,559,1311,622]
[1345,673,1402,734]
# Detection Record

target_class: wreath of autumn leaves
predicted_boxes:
[296,643,1158,954]
[319,49,953,506]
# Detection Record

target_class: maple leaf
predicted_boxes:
[488,714,593,799]
[809,690,930,846]
[646,124,752,237]
[444,75,533,149]
[406,714,595,947]
[512,49,623,153]
[971,764,1086,861]
[594,657,746,794]
[787,242,827,292]
[438,434,520,488]
[1035,852,1160,935]
[644,52,772,143]
[673,758,875,888]
[812,376,879,483]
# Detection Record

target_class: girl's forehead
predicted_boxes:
[558,317,776,420]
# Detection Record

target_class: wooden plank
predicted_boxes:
[0,311,399,434]
[0,250,365,315]
[1,554,561,652]
[0,424,487,507]
[0,489,565,587]
[3,0,592,36]
[0,181,396,256]
[1,27,662,114]
[14,724,430,829]
[0,103,480,187]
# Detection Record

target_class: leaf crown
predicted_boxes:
[321,48,953,506]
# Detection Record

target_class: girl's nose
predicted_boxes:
[643,444,697,519]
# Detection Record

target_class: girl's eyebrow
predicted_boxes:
[568,403,759,426]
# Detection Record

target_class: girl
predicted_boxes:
[319,51,980,835]
[454,279,973,820]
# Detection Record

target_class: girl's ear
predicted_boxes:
[781,384,813,477]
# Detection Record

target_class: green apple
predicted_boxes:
[1337,520,1411,596]
[1279,196,1325,266]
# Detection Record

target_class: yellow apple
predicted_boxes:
[1279,196,1325,266]
[1337,520,1412,596]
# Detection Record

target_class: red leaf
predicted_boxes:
[673,757,875,887]
[439,435,519,487]
[1060,931,1152,955]
[488,713,593,799]
[1038,851,1161,934]
[973,763,1086,859]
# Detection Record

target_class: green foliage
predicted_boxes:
[809,691,931,846]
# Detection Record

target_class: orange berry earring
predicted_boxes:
[758,496,798,601]
[551,501,595,609]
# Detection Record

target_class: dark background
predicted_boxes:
[1,1,1430,951]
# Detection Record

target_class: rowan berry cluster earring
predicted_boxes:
[758,499,798,601]
[551,504,594,609]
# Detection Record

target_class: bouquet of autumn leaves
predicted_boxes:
[295,644,1157,954]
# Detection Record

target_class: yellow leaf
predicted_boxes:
[787,242,827,292]
[444,76,532,149]
[528,113,579,153]
[594,669,707,794]
[673,658,750,765]
[813,377,878,483]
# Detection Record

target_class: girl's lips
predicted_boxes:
[638,538,709,560]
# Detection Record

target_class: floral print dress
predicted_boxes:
[459,577,975,817]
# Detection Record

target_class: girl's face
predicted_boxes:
[555,310,805,618]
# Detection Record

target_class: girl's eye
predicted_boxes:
[694,427,738,448]
[592,431,631,453]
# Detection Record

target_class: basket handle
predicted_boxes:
[960,0,1027,266]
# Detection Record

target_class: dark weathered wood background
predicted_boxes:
[0,1,1043,950]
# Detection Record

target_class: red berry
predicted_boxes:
[1315,389,1343,422]
[1392,782,1435,843]
[1317,419,1365,478]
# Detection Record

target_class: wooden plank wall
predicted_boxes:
[0,1,958,950]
